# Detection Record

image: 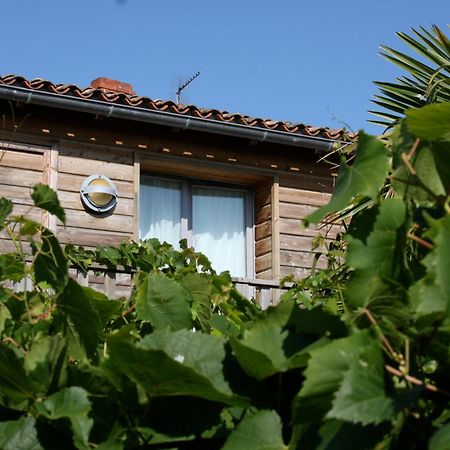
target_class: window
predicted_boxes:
[139,175,254,277]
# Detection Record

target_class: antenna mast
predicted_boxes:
[176,71,200,104]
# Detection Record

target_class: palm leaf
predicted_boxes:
[399,76,428,89]
[375,84,425,106]
[367,110,402,122]
[432,25,450,56]
[371,25,450,129]
[415,27,450,62]
[421,26,450,56]
[397,31,450,69]
[371,100,405,115]
[367,118,396,128]
[380,45,436,76]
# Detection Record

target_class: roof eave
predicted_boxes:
[0,84,338,152]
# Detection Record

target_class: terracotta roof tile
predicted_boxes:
[0,74,357,141]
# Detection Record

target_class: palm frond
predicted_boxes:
[397,31,450,69]
[432,25,450,56]
[415,26,450,62]
[370,25,450,129]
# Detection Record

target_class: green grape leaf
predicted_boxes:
[57,279,100,359]
[0,345,35,402]
[31,183,66,224]
[304,132,389,225]
[293,331,381,423]
[230,301,295,379]
[406,103,450,142]
[317,420,389,450]
[413,146,447,198]
[179,272,212,332]
[327,350,394,425]
[429,423,450,450]
[346,199,406,277]
[392,141,447,202]
[24,336,53,391]
[37,386,93,450]
[24,334,68,394]
[345,199,406,309]
[409,215,450,322]
[18,218,41,236]
[222,410,286,450]
[34,228,68,291]
[86,288,121,324]
[231,302,347,379]
[430,141,450,194]
[108,330,247,406]
[0,417,43,450]
[230,329,289,380]
[135,272,192,330]
[95,246,122,267]
[94,425,126,450]
[0,302,11,335]
[0,198,13,229]
[0,253,25,282]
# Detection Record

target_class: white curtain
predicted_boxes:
[192,187,246,277]
[139,176,181,247]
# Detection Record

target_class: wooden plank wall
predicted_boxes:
[56,143,135,248]
[0,143,46,253]
[1,137,340,287]
[69,267,133,299]
[1,140,136,295]
[278,184,340,279]
[255,183,272,279]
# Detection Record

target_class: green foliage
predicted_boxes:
[0,417,43,450]
[36,387,93,449]
[108,330,246,405]
[429,423,450,450]
[230,302,345,379]
[370,25,450,128]
[221,410,287,450]
[407,102,450,141]
[304,132,389,225]
[281,102,450,448]
[31,183,66,225]
[0,85,449,450]
[0,185,264,448]
[135,272,193,330]
[0,198,13,229]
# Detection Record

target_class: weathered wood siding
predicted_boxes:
[56,143,134,248]
[1,134,339,285]
[278,174,338,279]
[255,183,272,279]
[69,267,133,299]
[0,142,46,252]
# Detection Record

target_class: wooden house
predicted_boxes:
[0,75,353,302]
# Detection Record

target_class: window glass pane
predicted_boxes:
[139,176,181,247]
[192,187,246,277]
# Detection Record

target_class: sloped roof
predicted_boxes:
[0,74,357,142]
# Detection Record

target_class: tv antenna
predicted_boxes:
[176,71,200,104]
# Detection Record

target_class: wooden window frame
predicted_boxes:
[140,173,255,278]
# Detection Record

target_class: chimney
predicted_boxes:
[90,77,136,96]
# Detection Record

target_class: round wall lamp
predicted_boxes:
[80,174,117,214]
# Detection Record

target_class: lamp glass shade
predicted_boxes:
[87,178,113,206]
[80,174,117,213]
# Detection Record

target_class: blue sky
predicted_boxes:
[1,0,448,134]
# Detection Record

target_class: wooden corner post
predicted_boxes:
[271,174,280,287]
[133,152,140,240]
